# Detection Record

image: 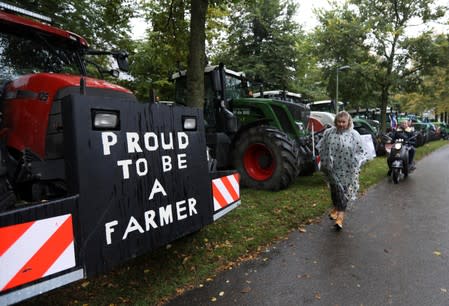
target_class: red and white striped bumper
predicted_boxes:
[212,173,241,220]
[0,214,76,292]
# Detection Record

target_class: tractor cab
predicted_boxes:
[0,2,133,206]
[173,64,318,191]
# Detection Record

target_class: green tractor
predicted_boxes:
[172,64,317,191]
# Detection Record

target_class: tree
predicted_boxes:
[394,33,449,116]
[313,4,377,109]
[186,0,208,108]
[129,0,230,102]
[8,0,136,50]
[128,0,190,100]
[348,0,446,131]
[214,0,300,90]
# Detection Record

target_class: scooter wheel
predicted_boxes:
[392,168,400,184]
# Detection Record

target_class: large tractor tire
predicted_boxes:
[233,126,299,191]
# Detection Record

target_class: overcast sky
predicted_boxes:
[295,0,330,32]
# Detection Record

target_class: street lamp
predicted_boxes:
[336,65,350,113]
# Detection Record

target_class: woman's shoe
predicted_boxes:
[334,212,344,230]
[329,208,338,220]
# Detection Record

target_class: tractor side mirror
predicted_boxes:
[211,69,224,92]
[114,51,129,72]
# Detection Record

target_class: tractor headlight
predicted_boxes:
[183,116,197,131]
[93,110,120,130]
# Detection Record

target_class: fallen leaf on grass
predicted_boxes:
[182,255,192,264]
[241,287,251,293]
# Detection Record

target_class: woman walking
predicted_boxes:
[317,111,368,229]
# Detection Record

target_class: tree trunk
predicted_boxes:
[186,0,208,108]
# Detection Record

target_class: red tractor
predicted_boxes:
[0,2,132,210]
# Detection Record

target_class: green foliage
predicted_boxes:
[128,1,230,101]
[128,0,190,100]
[395,34,449,114]
[8,0,136,50]
[313,4,378,108]
[213,0,300,90]
[313,0,448,130]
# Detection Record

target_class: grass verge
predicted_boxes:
[22,140,448,306]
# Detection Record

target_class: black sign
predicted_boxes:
[62,95,213,276]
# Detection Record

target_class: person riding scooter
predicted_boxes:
[387,119,416,175]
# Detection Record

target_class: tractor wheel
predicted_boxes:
[392,168,400,184]
[233,126,299,191]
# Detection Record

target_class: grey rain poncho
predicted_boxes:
[317,126,369,202]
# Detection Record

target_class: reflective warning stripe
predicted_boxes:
[0,214,76,292]
[212,173,240,211]
[0,221,33,257]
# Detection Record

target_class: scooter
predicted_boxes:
[384,134,416,184]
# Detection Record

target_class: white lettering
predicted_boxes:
[101,132,117,155]
[176,200,187,220]
[126,132,142,153]
[104,197,198,244]
[178,132,189,149]
[117,159,133,179]
[178,153,187,169]
[188,197,197,215]
[144,210,158,230]
[159,204,173,226]
[162,155,172,172]
[122,216,144,240]
[148,178,167,200]
[144,132,158,151]
[136,158,148,176]
[105,220,118,245]
[161,132,174,150]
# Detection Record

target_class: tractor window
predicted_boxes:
[225,74,247,99]
[0,30,82,80]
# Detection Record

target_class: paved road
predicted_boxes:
[166,145,449,306]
